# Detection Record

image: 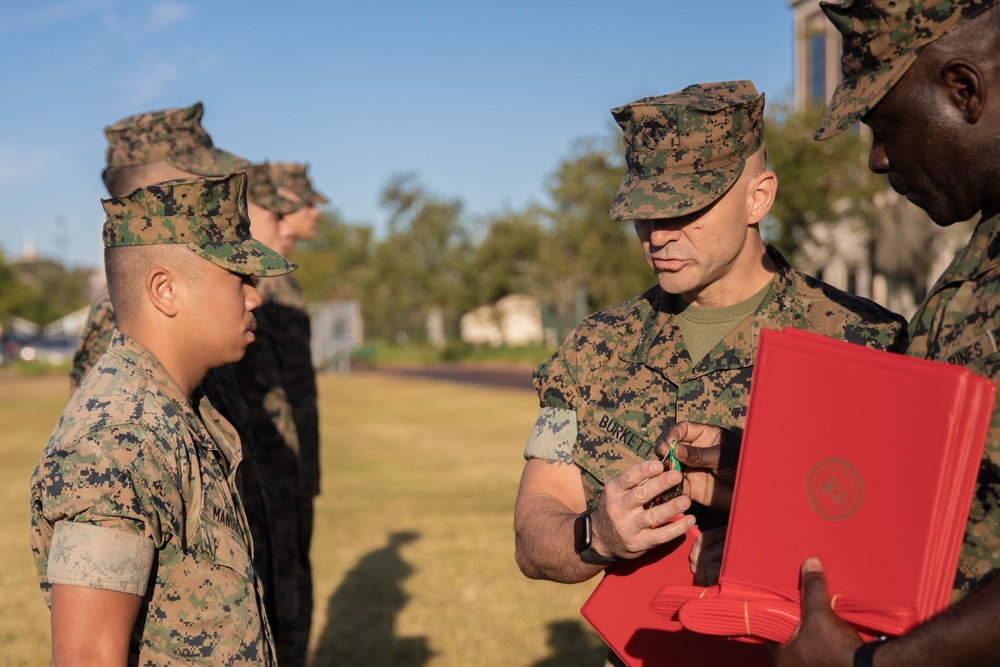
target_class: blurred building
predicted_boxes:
[460,295,544,348]
[309,300,363,373]
[44,307,89,337]
[789,0,973,318]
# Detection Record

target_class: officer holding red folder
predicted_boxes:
[513,81,907,665]
[724,1,1000,665]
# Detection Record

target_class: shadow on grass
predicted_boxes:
[530,619,608,667]
[310,531,432,667]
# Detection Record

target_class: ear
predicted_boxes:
[145,267,179,318]
[940,58,987,123]
[747,169,778,225]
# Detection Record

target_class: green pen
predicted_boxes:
[663,438,681,472]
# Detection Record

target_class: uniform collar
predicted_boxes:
[925,212,1000,297]
[620,246,791,380]
[108,330,191,409]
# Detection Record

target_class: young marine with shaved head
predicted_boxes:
[31,173,294,665]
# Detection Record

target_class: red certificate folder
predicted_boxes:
[650,328,994,643]
[581,518,771,666]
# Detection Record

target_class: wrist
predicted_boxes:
[573,509,620,566]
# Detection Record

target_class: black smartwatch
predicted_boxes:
[854,636,889,667]
[573,509,621,566]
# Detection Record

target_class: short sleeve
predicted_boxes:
[47,521,155,596]
[35,424,176,555]
[523,407,577,462]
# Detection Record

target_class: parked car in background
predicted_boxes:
[0,332,77,365]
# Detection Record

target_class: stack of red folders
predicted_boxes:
[651,328,993,643]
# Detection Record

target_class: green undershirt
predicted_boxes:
[671,280,772,365]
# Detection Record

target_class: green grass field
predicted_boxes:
[0,369,605,666]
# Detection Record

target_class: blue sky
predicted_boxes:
[0,1,795,268]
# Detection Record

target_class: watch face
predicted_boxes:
[573,511,591,553]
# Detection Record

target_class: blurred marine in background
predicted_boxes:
[263,160,329,667]
[239,162,314,667]
[70,102,250,393]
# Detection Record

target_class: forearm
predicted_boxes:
[514,491,606,583]
[873,577,1000,667]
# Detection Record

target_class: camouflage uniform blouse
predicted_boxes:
[907,213,1000,600]
[30,331,276,665]
[256,274,321,498]
[530,249,909,515]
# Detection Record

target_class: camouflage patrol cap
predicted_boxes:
[246,163,306,215]
[816,0,997,140]
[104,102,250,175]
[101,173,296,277]
[610,81,765,221]
[269,162,330,205]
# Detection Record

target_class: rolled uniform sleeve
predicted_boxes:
[32,424,176,601]
[523,407,577,463]
[48,521,155,596]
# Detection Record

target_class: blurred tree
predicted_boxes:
[470,207,547,305]
[0,252,23,321]
[291,209,375,303]
[764,102,882,257]
[540,136,652,338]
[0,253,89,326]
[368,173,472,344]
[290,114,979,348]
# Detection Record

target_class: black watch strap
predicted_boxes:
[854,636,889,667]
[574,510,621,566]
[578,546,621,565]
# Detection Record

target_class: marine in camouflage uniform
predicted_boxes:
[255,270,318,667]
[772,2,1000,665]
[269,160,327,667]
[240,162,312,667]
[65,101,282,638]
[30,173,293,665]
[513,82,907,666]
[255,270,318,498]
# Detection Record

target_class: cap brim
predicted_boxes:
[303,188,330,205]
[609,164,744,221]
[252,191,306,216]
[188,239,296,277]
[170,147,252,177]
[814,51,918,140]
[282,183,330,206]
